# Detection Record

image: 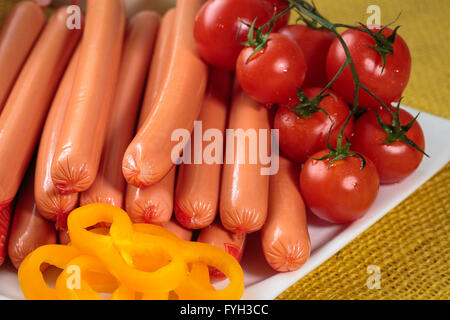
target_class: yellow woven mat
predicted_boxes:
[1,0,449,300]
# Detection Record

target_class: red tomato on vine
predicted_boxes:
[236,32,307,104]
[194,0,272,70]
[326,25,411,108]
[300,150,380,224]
[351,104,426,184]
[274,87,353,163]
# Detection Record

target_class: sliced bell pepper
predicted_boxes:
[18,245,80,300]
[68,203,187,293]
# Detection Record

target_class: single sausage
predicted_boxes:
[261,155,311,272]
[174,68,233,229]
[34,46,81,229]
[122,0,208,188]
[125,9,176,226]
[8,164,57,269]
[51,0,126,194]
[136,8,175,130]
[164,218,192,241]
[219,82,271,234]
[0,205,11,266]
[0,6,82,208]
[80,11,160,208]
[0,1,46,113]
[197,220,246,282]
[126,166,176,226]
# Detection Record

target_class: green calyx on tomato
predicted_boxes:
[237,18,272,63]
[361,25,400,72]
[311,119,366,170]
[358,14,402,72]
[375,100,429,157]
[288,88,332,119]
[312,131,367,170]
[238,4,292,63]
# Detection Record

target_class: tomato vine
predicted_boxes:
[282,0,427,166]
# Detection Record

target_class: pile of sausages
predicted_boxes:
[0,0,310,277]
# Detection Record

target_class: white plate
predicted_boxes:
[0,106,449,300]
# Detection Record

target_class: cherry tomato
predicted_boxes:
[279,25,335,88]
[236,33,307,104]
[351,106,425,184]
[262,0,290,29]
[326,26,411,108]
[194,0,272,70]
[274,88,353,163]
[300,151,380,223]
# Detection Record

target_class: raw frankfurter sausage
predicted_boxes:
[8,164,57,269]
[0,1,45,113]
[219,83,271,234]
[125,9,176,226]
[51,0,126,193]
[126,167,176,226]
[261,155,310,272]
[136,8,175,130]
[122,0,208,188]
[174,68,233,229]
[34,47,81,229]
[0,7,81,207]
[197,220,246,282]
[80,11,160,208]
[164,219,192,241]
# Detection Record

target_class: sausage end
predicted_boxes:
[51,157,94,193]
[263,240,311,272]
[35,188,78,223]
[174,201,216,229]
[127,199,171,226]
[122,152,164,188]
[220,207,266,234]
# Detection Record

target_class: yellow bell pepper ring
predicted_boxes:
[18,245,80,300]
[110,228,188,293]
[55,255,120,300]
[175,242,245,300]
[55,262,100,300]
[82,270,119,294]
[175,262,216,300]
[133,223,244,300]
[68,203,188,293]
[19,203,245,300]
[189,262,216,291]
[67,203,132,256]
